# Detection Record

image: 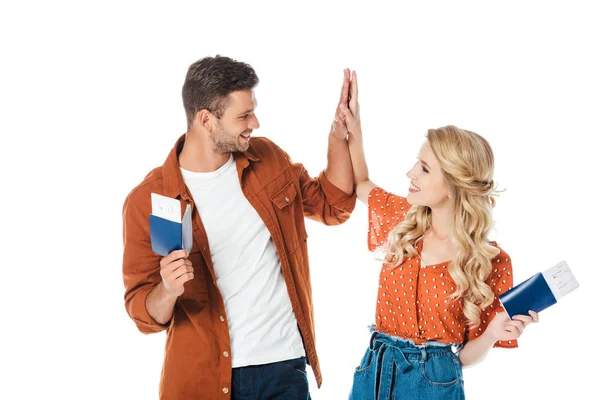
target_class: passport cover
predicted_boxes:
[149,215,183,256]
[499,272,557,319]
[149,203,193,257]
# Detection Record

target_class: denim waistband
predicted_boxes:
[352,326,464,400]
[367,325,456,364]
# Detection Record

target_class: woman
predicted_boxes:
[336,72,539,400]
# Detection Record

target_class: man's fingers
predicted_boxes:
[331,117,348,138]
[339,103,357,126]
[161,260,192,284]
[161,258,187,273]
[175,268,194,281]
[169,249,188,261]
[163,262,193,284]
[160,249,188,268]
[338,68,351,106]
[333,68,352,122]
[173,263,193,276]
[175,269,194,284]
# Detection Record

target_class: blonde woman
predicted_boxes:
[337,73,539,400]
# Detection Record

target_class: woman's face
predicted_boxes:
[406,141,451,208]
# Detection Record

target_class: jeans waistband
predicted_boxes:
[367,325,456,362]
[354,326,464,400]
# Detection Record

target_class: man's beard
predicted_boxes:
[210,120,246,153]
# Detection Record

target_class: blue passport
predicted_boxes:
[499,260,579,319]
[149,193,193,257]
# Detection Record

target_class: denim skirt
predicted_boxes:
[349,329,465,400]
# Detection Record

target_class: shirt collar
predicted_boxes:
[162,133,260,200]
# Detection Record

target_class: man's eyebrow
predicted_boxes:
[238,108,254,116]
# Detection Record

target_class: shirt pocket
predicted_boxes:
[270,181,306,253]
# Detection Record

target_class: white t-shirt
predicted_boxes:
[181,155,305,368]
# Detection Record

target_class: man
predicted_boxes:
[122,55,355,399]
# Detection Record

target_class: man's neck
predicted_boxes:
[179,131,230,173]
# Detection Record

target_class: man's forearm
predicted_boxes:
[146,282,178,325]
[324,134,353,195]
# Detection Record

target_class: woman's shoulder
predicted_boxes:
[368,186,409,207]
[487,241,513,285]
[368,186,411,220]
[488,241,511,264]
[367,187,411,252]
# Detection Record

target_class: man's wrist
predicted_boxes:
[156,281,179,303]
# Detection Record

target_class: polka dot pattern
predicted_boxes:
[367,187,517,348]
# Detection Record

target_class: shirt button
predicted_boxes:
[219,315,225,322]
[222,387,229,394]
[285,196,290,203]
[223,351,229,358]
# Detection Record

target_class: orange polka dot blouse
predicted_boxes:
[368,187,517,348]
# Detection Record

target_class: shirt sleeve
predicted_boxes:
[122,195,171,334]
[258,136,356,225]
[467,247,518,348]
[367,187,410,252]
[290,161,356,226]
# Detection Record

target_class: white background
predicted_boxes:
[2,1,598,399]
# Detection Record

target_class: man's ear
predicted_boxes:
[195,109,213,131]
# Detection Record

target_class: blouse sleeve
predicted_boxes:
[466,246,518,348]
[367,187,410,252]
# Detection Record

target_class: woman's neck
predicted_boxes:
[428,201,454,241]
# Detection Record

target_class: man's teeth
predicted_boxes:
[410,184,420,191]
[241,134,251,139]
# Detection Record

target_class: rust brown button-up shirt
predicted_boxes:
[122,134,356,399]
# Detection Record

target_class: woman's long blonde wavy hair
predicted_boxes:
[385,125,500,327]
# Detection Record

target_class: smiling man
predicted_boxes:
[122,56,355,399]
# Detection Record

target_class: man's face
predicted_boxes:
[209,90,260,153]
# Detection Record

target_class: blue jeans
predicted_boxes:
[231,356,311,400]
[349,330,465,400]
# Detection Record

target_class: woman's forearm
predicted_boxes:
[348,132,369,184]
[458,330,497,367]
